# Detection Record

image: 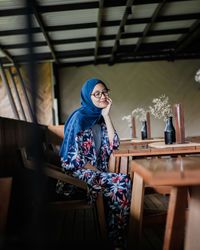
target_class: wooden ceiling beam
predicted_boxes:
[0,46,14,64]
[1,50,200,67]
[59,51,200,68]
[30,0,58,64]
[2,38,200,66]
[0,41,178,64]
[1,13,199,37]
[0,0,191,17]
[3,27,189,50]
[94,0,104,63]
[175,20,200,53]
[134,0,167,54]
[109,0,136,64]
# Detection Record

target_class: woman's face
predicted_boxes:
[91,83,109,108]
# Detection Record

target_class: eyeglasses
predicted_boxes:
[91,89,110,98]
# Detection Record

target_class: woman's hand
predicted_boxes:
[101,97,115,143]
[102,97,112,118]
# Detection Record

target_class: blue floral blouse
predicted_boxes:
[60,123,120,172]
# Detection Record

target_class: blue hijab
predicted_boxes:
[59,78,107,160]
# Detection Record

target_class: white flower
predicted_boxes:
[122,115,132,127]
[195,69,200,83]
[122,107,148,127]
[131,108,146,122]
[149,94,173,122]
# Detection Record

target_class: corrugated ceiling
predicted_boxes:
[0,0,199,67]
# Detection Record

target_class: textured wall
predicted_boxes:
[0,62,53,126]
[59,59,200,138]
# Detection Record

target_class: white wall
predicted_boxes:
[58,59,200,139]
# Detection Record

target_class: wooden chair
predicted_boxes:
[109,154,171,228]
[19,146,107,240]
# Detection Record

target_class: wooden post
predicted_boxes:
[15,65,35,122]
[174,104,185,144]
[0,177,13,235]
[8,67,27,121]
[0,64,20,119]
[131,116,136,138]
[146,112,151,139]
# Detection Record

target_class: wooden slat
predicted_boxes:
[120,156,128,174]
[108,153,116,173]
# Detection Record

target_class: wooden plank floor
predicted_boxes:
[2,177,169,250]
[141,193,169,250]
[45,192,169,250]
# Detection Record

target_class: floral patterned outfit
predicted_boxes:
[57,123,131,245]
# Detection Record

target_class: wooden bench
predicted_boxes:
[0,117,107,245]
[20,146,107,240]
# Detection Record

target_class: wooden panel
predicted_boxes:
[0,117,64,239]
[0,62,53,125]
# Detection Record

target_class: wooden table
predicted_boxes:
[120,137,164,146]
[128,156,200,250]
[110,140,200,174]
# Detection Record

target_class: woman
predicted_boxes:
[57,78,131,248]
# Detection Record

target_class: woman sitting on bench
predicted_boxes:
[57,78,131,249]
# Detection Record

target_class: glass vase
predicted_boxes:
[130,126,133,138]
[164,116,176,144]
[141,120,147,140]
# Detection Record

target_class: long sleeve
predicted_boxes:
[61,132,86,171]
[102,124,120,155]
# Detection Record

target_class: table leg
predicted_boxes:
[184,186,200,250]
[163,186,187,250]
[127,172,145,249]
